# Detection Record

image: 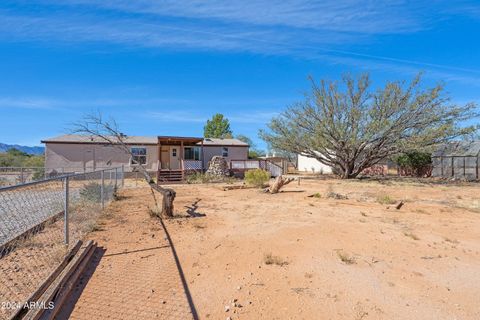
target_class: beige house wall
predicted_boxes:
[44,142,249,172]
[203,146,248,163]
[45,143,158,172]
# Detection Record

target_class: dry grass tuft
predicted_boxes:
[193,222,206,230]
[264,253,289,266]
[376,194,396,205]
[336,251,356,265]
[444,237,459,244]
[404,232,420,240]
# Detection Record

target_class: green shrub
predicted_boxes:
[376,194,396,205]
[186,172,237,184]
[244,169,270,187]
[79,182,114,203]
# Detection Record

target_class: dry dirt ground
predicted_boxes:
[68,178,480,320]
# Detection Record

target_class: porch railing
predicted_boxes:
[230,159,284,177]
[182,160,203,171]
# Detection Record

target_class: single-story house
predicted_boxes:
[41,134,249,182]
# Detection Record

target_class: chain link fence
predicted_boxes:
[0,167,124,319]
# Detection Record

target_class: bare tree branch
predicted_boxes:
[71,112,176,217]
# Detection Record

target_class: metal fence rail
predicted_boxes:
[0,167,124,319]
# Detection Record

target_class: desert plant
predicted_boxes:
[79,182,114,203]
[376,194,396,205]
[260,73,478,179]
[337,251,356,264]
[264,253,289,266]
[404,232,420,240]
[186,172,237,184]
[245,169,270,187]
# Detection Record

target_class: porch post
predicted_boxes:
[180,141,184,180]
[180,141,184,163]
[157,138,162,183]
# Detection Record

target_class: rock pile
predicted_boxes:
[206,156,230,176]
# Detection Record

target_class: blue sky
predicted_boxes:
[1,1,479,150]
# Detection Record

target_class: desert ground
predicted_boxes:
[69,177,480,320]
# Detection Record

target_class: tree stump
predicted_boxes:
[151,183,176,218]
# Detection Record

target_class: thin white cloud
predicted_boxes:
[147,110,279,125]
[0,96,193,110]
[0,1,478,82]
[55,0,426,34]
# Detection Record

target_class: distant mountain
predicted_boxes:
[0,143,44,155]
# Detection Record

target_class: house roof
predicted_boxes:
[432,141,480,157]
[41,134,249,147]
[41,134,158,145]
[200,138,249,147]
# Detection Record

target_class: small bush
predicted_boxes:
[326,192,348,200]
[186,172,236,184]
[337,251,356,264]
[244,169,270,187]
[376,194,396,205]
[79,182,114,203]
[264,253,289,266]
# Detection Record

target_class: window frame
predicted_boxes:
[222,147,229,157]
[184,146,201,161]
[130,146,147,165]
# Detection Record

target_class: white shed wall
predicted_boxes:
[297,154,333,174]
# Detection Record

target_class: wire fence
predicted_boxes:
[0,167,124,319]
[0,166,126,187]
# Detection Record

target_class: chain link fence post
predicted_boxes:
[115,167,118,190]
[101,170,105,209]
[64,176,69,246]
[122,164,125,188]
[121,164,125,187]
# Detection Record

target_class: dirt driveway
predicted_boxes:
[61,178,480,319]
[58,187,195,320]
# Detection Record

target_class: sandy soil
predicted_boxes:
[59,188,194,320]
[63,178,480,320]
[163,178,480,320]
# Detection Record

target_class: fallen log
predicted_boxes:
[268,176,295,194]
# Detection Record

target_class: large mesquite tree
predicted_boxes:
[261,73,477,179]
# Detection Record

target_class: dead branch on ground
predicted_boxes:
[266,176,295,194]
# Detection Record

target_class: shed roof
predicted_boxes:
[432,141,480,157]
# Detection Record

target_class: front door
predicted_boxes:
[169,146,180,169]
[160,146,170,169]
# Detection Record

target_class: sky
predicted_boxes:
[0,1,479,150]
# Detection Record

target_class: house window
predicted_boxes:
[131,147,147,165]
[222,147,229,157]
[172,148,177,157]
[184,147,201,160]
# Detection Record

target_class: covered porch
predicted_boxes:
[157,136,205,182]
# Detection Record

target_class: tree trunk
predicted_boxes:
[150,183,176,218]
[269,176,295,194]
